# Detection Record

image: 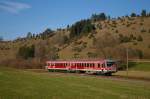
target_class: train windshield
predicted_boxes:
[107,62,115,67]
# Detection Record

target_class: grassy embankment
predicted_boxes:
[115,62,150,79]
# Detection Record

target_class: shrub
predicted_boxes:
[140,23,143,26]
[82,42,87,48]
[0,59,44,69]
[148,45,150,48]
[87,52,98,58]
[119,34,131,43]
[17,45,35,59]
[122,23,125,25]
[88,33,95,39]
[115,30,118,33]
[126,23,130,27]
[129,34,134,40]
[137,35,143,41]
[73,53,80,59]
[72,46,82,52]
[141,28,146,33]
[131,27,135,30]
[133,42,137,45]
[136,49,143,59]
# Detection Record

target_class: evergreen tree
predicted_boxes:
[141,9,147,17]
[0,36,3,41]
[27,32,32,39]
[131,13,136,17]
[70,19,95,38]
[91,13,107,22]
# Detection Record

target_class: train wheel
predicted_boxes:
[105,73,112,76]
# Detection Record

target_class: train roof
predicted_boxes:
[46,59,117,63]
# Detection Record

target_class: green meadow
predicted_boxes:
[0,67,150,99]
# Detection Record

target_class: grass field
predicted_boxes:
[129,62,150,71]
[114,62,150,80]
[0,67,150,99]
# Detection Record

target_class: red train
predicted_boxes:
[46,59,118,75]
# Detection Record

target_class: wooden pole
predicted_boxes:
[126,48,128,77]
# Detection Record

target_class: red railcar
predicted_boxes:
[46,59,118,75]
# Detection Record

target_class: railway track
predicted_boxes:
[27,69,150,82]
[74,73,150,82]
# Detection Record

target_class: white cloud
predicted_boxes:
[0,1,31,14]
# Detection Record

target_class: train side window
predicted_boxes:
[102,64,105,68]
[55,63,57,66]
[90,63,94,67]
[93,63,95,68]
[59,63,61,66]
[87,63,89,67]
[79,63,81,67]
[76,63,78,66]
[98,63,101,68]
[82,63,84,67]
[84,63,86,67]
[71,63,73,66]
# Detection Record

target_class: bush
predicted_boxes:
[87,52,98,58]
[126,23,130,27]
[140,23,143,26]
[141,28,146,33]
[82,42,87,48]
[73,53,80,59]
[17,45,35,59]
[131,27,135,30]
[0,59,44,69]
[72,46,82,52]
[133,42,137,45]
[88,33,95,39]
[137,35,143,41]
[115,30,118,33]
[119,34,131,43]
[136,49,143,59]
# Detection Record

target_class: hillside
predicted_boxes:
[59,17,150,59]
[0,13,150,68]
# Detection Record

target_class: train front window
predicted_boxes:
[107,62,115,67]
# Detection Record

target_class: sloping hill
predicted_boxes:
[0,15,150,66]
[59,17,150,59]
